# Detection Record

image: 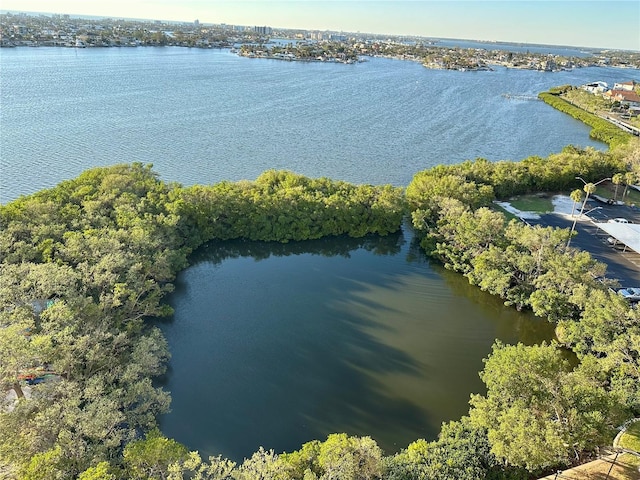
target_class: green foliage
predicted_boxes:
[539,92,632,149]
[418,201,606,319]
[164,452,237,480]
[385,417,500,480]
[401,135,640,476]
[470,342,623,472]
[78,462,118,480]
[0,165,187,476]
[465,220,603,317]
[557,288,640,412]
[234,447,292,480]
[172,170,405,247]
[318,434,383,480]
[406,141,638,471]
[20,446,70,480]
[279,440,322,479]
[406,166,495,214]
[124,428,190,480]
[427,199,507,274]
[406,147,623,211]
[278,433,383,480]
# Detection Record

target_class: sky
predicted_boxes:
[2,1,639,51]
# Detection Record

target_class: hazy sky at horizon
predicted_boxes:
[2,1,639,51]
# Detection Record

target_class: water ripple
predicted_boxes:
[2,47,638,203]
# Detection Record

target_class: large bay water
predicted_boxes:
[2,47,639,204]
[2,47,638,461]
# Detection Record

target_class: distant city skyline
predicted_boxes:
[2,1,639,51]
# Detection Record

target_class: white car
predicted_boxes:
[618,287,640,301]
[608,218,630,224]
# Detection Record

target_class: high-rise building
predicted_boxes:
[254,26,272,35]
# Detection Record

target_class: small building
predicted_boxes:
[613,80,636,92]
[605,89,640,106]
[581,81,609,94]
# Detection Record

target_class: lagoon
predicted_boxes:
[159,232,555,461]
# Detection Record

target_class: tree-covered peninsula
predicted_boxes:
[1,123,639,477]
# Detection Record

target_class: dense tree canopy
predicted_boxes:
[469,342,624,471]
[0,164,405,478]
[172,170,405,247]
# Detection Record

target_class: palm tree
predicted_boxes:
[567,181,599,248]
[582,182,597,207]
[612,173,624,201]
[622,171,637,199]
[569,189,583,217]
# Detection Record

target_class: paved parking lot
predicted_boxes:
[525,199,640,288]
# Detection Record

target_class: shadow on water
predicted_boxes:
[157,228,554,462]
[433,262,557,346]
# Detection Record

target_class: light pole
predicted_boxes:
[566,177,610,248]
[583,206,602,218]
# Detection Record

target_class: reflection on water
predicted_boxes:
[434,263,558,345]
[187,230,405,265]
[158,228,554,461]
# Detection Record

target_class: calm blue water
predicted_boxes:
[2,47,638,203]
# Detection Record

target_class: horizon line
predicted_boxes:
[2,8,639,53]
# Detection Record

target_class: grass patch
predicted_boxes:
[562,88,612,114]
[623,188,640,206]
[489,203,518,222]
[620,421,640,453]
[597,183,640,206]
[619,421,640,470]
[508,194,554,213]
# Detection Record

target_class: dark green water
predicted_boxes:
[158,228,554,461]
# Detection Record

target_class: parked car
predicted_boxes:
[618,287,640,301]
[607,218,630,224]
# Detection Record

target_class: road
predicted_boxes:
[525,200,640,288]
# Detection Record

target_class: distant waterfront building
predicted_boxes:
[12,24,28,35]
[308,31,325,41]
[254,25,272,35]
